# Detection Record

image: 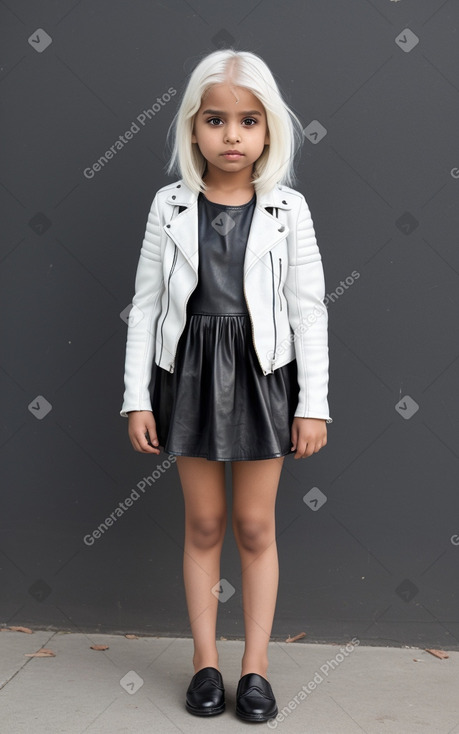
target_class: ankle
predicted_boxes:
[240,655,269,679]
[193,652,219,674]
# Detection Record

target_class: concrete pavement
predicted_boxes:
[1,630,459,733]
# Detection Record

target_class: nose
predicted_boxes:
[224,121,240,142]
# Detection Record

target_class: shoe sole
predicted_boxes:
[186,701,225,716]
[236,705,278,722]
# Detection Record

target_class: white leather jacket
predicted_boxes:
[120,179,332,423]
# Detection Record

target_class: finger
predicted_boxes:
[297,441,315,459]
[139,416,160,453]
[142,428,161,453]
[314,438,327,453]
[144,423,159,447]
[133,429,161,454]
[294,440,306,459]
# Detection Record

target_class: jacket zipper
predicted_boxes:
[243,280,268,374]
[269,251,277,369]
[158,244,178,365]
[277,257,283,311]
[167,278,198,372]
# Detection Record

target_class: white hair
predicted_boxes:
[165,49,305,198]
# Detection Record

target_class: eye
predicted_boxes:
[206,117,222,126]
[242,118,257,126]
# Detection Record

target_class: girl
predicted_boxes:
[120,48,332,723]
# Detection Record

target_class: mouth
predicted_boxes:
[222,151,244,158]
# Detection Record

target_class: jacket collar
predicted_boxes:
[164,179,292,210]
[163,179,291,275]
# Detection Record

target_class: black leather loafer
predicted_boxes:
[185,666,225,716]
[236,673,278,722]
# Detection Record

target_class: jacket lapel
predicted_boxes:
[163,181,291,275]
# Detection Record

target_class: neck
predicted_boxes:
[203,164,255,193]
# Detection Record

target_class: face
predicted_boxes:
[191,83,269,179]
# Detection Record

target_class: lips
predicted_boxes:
[222,151,243,156]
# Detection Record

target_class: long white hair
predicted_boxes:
[165,49,305,198]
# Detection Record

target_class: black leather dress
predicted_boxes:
[150,191,299,461]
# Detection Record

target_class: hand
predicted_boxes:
[291,417,327,459]
[127,411,161,454]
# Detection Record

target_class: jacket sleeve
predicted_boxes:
[120,193,164,417]
[284,194,332,423]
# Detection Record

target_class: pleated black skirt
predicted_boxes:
[150,313,299,461]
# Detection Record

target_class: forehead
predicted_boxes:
[199,83,264,111]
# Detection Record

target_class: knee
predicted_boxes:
[233,516,273,553]
[187,515,226,550]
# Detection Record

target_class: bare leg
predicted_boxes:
[231,456,284,680]
[176,455,227,674]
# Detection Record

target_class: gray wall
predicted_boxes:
[1,0,458,649]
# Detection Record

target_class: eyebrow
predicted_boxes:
[201,109,263,116]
